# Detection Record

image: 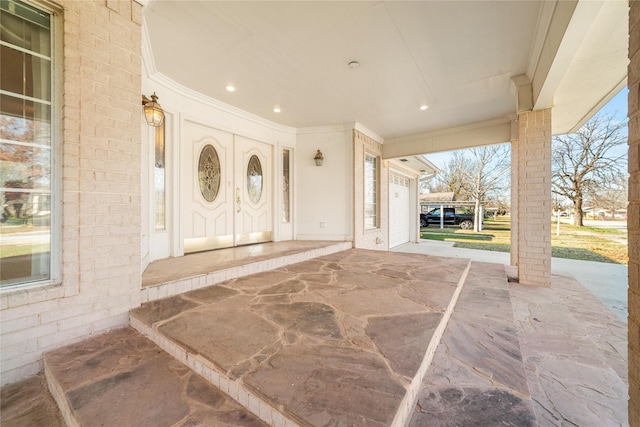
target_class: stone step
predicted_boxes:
[43,327,268,427]
[0,374,66,427]
[10,250,628,426]
[129,249,472,426]
[40,248,472,426]
[141,241,353,303]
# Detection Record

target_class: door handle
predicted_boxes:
[236,187,241,213]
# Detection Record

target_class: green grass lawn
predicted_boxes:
[420,216,628,265]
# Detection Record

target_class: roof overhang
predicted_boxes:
[142,1,628,157]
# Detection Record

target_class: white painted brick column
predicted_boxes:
[513,109,552,287]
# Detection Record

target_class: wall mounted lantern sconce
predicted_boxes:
[142,92,164,127]
[314,149,324,166]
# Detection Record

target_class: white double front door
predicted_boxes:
[183,121,272,253]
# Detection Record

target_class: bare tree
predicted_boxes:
[588,171,628,219]
[465,145,511,231]
[426,144,510,231]
[552,113,626,226]
[430,151,474,200]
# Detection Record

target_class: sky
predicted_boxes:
[424,87,629,170]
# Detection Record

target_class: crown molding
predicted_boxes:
[353,122,384,144]
[296,124,353,135]
[147,72,298,136]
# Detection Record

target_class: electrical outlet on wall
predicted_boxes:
[320,222,326,228]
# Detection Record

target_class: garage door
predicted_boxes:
[389,173,411,248]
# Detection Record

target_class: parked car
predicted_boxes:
[420,207,474,229]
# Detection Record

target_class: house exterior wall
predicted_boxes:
[353,130,389,250]
[0,0,143,385]
[295,128,353,241]
[514,108,552,287]
[628,1,640,424]
[141,70,298,263]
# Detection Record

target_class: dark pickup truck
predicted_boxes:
[420,208,474,229]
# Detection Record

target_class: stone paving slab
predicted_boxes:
[510,270,628,426]
[131,249,470,426]
[4,246,629,427]
[0,374,65,427]
[410,262,537,426]
[410,261,628,427]
[43,327,267,427]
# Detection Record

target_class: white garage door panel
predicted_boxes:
[389,174,411,248]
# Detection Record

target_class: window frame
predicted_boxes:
[0,0,62,290]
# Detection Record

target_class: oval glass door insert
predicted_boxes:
[247,155,263,203]
[198,144,221,202]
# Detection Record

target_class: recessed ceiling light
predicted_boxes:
[226,84,236,92]
[273,106,281,113]
[348,60,360,69]
[419,105,429,111]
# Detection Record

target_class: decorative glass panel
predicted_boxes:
[282,149,290,223]
[364,153,378,229]
[154,122,166,231]
[247,155,263,203]
[197,144,221,203]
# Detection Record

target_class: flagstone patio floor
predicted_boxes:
[0,245,629,426]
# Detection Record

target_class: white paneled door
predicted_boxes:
[389,173,411,248]
[183,122,272,253]
[234,136,272,246]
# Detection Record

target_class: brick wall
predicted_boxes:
[0,0,142,385]
[353,130,389,250]
[514,109,552,286]
[629,2,639,425]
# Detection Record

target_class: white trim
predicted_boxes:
[353,122,384,144]
[141,16,157,78]
[295,235,351,241]
[388,166,415,179]
[295,122,384,145]
[296,124,353,135]
[174,113,184,257]
[382,117,511,159]
[147,71,297,136]
[526,0,557,81]
[385,116,511,145]
[49,0,63,287]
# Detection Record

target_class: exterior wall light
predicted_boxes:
[314,149,324,166]
[142,92,164,127]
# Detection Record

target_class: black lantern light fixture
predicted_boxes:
[142,92,164,127]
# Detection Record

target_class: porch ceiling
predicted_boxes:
[142,1,627,147]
